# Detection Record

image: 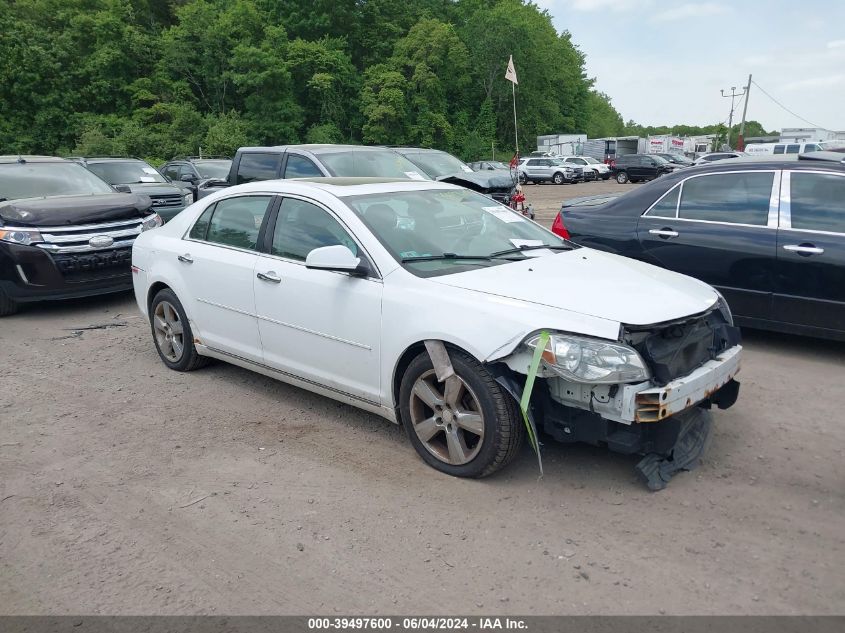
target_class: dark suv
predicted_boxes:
[612,154,677,184]
[159,157,232,199]
[0,156,160,316]
[72,157,192,222]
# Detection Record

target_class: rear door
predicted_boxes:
[774,169,845,334]
[636,169,780,321]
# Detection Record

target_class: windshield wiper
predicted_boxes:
[489,244,574,258]
[401,253,504,263]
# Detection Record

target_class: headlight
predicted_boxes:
[714,291,734,325]
[526,332,650,384]
[0,227,43,246]
[141,213,163,231]
[183,193,193,206]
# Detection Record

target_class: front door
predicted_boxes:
[179,194,275,362]
[637,170,779,321]
[253,196,383,404]
[774,170,845,333]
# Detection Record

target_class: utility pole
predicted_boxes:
[721,85,746,150]
[737,74,752,151]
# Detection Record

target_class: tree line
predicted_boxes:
[0,0,773,163]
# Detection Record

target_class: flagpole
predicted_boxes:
[512,81,519,159]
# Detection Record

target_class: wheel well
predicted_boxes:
[391,341,477,414]
[147,282,171,315]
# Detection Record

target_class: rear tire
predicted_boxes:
[150,288,209,372]
[616,171,629,184]
[0,287,19,316]
[399,349,524,478]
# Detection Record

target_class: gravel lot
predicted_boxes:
[1,179,843,615]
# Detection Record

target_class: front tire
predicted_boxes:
[399,349,524,478]
[552,172,565,185]
[150,288,209,372]
[616,171,629,184]
[0,287,19,316]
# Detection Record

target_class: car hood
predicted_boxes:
[124,183,183,196]
[0,193,153,227]
[438,170,516,191]
[431,248,718,327]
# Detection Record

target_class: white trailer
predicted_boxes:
[536,134,587,156]
[647,135,685,155]
[581,137,645,164]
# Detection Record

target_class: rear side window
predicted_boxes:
[189,204,215,240]
[236,153,281,184]
[678,172,774,225]
[645,186,680,218]
[205,195,273,250]
[284,155,323,179]
[773,145,785,155]
[786,144,801,154]
[789,172,845,234]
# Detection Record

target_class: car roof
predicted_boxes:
[78,157,146,163]
[668,156,845,176]
[237,144,396,155]
[0,155,69,164]
[218,177,462,198]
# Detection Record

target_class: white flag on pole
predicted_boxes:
[505,55,518,85]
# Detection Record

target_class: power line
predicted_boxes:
[751,80,826,129]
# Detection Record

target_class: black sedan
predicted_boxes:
[552,159,845,341]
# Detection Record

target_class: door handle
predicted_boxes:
[177,253,193,264]
[783,244,824,256]
[256,271,282,283]
[649,228,679,239]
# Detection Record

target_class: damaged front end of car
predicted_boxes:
[492,304,742,490]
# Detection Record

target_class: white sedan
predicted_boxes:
[132,178,742,487]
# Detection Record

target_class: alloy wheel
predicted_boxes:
[409,370,485,465]
[153,300,185,362]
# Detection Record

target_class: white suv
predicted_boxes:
[561,156,611,181]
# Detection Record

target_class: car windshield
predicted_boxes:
[316,149,429,179]
[550,159,570,166]
[194,160,231,179]
[399,151,472,179]
[344,188,570,277]
[582,157,600,164]
[87,160,167,184]
[0,162,115,200]
[652,156,670,164]
[487,161,509,169]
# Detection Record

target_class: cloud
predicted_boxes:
[569,0,645,12]
[651,3,729,22]
[782,74,845,91]
[828,39,845,49]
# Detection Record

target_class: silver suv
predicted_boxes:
[518,157,583,184]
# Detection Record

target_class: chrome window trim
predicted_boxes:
[640,169,780,228]
[780,169,845,235]
[642,182,681,218]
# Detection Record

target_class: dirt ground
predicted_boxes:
[1,180,844,615]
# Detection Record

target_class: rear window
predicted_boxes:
[236,153,281,184]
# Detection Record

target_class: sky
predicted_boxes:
[534,0,845,132]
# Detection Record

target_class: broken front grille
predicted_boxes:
[625,310,741,386]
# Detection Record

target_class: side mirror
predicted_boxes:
[113,184,131,193]
[305,245,368,276]
[180,174,197,183]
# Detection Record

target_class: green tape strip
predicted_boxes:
[520,329,549,476]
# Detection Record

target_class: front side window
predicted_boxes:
[163,164,181,180]
[205,195,273,250]
[678,172,774,225]
[271,198,358,261]
[284,155,323,179]
[789,172,845,234]
[236,153,280,184]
